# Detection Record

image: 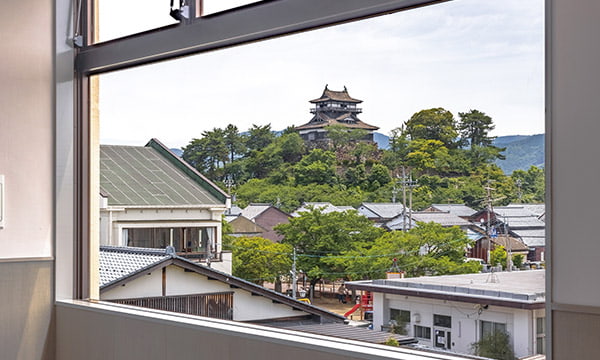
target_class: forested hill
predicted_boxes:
[172,132,544,175]
[493,134,544,174]
[372,132,544,175]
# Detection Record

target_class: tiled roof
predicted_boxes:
[410,212,472,227]
[512,229,546,247]
[99,246,344,323]
[241,204,272,220]
[430,204,476,218]
[490,236,530,252]
[295,113,378,131]
[508,204,545,217]
[309,85,362,103]
[291,202,356,217]
[494,206,540,219]
[100,141,225,207]
[358,203,407,219]
[99,246,172,287]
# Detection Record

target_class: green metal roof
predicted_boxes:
[100,143,226,207]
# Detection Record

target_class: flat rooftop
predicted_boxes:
[347,270,545,309]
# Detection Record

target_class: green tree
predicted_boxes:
[328,222,479,279]
[246,124,275,153]
[275,207,384,289]
[326,124,368,150]
[471,330,516,360]
[279,132,306,163]
[223,124,246,163]
[490,245,507,267]
[229,236,292,286]
[294,149,337,186]
[511,166,545,203]
[406,139,450,175]
[512,254,524,269]
[182,128,228,179]
[404,108,458,148]
[458,109,496,147]
[367,163,392,190]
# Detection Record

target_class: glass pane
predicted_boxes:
[202,0,266,16]
[536,317,545,334]
[481,320,492,337]
[434,314,451,328]
[95,0,178,43]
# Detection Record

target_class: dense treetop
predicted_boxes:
[182,107,544,212]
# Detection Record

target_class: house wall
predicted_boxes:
[100,207,223,247]
[102,264,309,322]
[376,293,543,358]
[0,0,56,357]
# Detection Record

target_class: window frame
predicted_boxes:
[74,0,448,300]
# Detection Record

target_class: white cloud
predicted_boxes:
[99,0,544,149]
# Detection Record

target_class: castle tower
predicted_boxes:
[296,85,379,146]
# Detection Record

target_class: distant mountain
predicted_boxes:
[170,148,183,157]
[373,132,390,149]
[373,132,544,175]
[494,134,545,174]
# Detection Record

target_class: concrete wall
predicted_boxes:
[0,0,56,358]
[548,1,600,359]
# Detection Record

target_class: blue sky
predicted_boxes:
[99,0,544,149]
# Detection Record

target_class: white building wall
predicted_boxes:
[103,265,309,322]
[102,270,163,300]
[380,293,539,358]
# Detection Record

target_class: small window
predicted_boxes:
[434,314,452,328]
[414,325,431,340]
[480,320,507,338]
[390,308,411,323]
[536,317,546,354]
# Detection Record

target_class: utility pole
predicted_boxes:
[484,181,495,264]
[402,167,407,232]
[408,174,417,230]
[291,247,297,299]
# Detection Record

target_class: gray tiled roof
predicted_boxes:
[508,204,545,217]
[512,229,546,247]
[241,204,271,220]
[494,206,539,218]
[100,144,222,207]
[410,212,472,227]
[291,202,356,217]
[99,246,171,287]
[358,203,407,219]
[430,204,476,218]
[99,246,345,323]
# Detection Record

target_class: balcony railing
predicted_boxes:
[108,292,234,320]
[310,107,362,114]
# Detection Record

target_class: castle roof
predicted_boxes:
[295,112,379,131]
[309,85,362,104]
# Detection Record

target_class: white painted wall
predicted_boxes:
[0,0,53,259]
[376,293,543,359]
[102,264,309,322]
[102,270,163,299]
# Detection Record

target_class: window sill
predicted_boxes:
[56,299,477,359]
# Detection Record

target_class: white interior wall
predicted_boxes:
[0,0,54,259]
